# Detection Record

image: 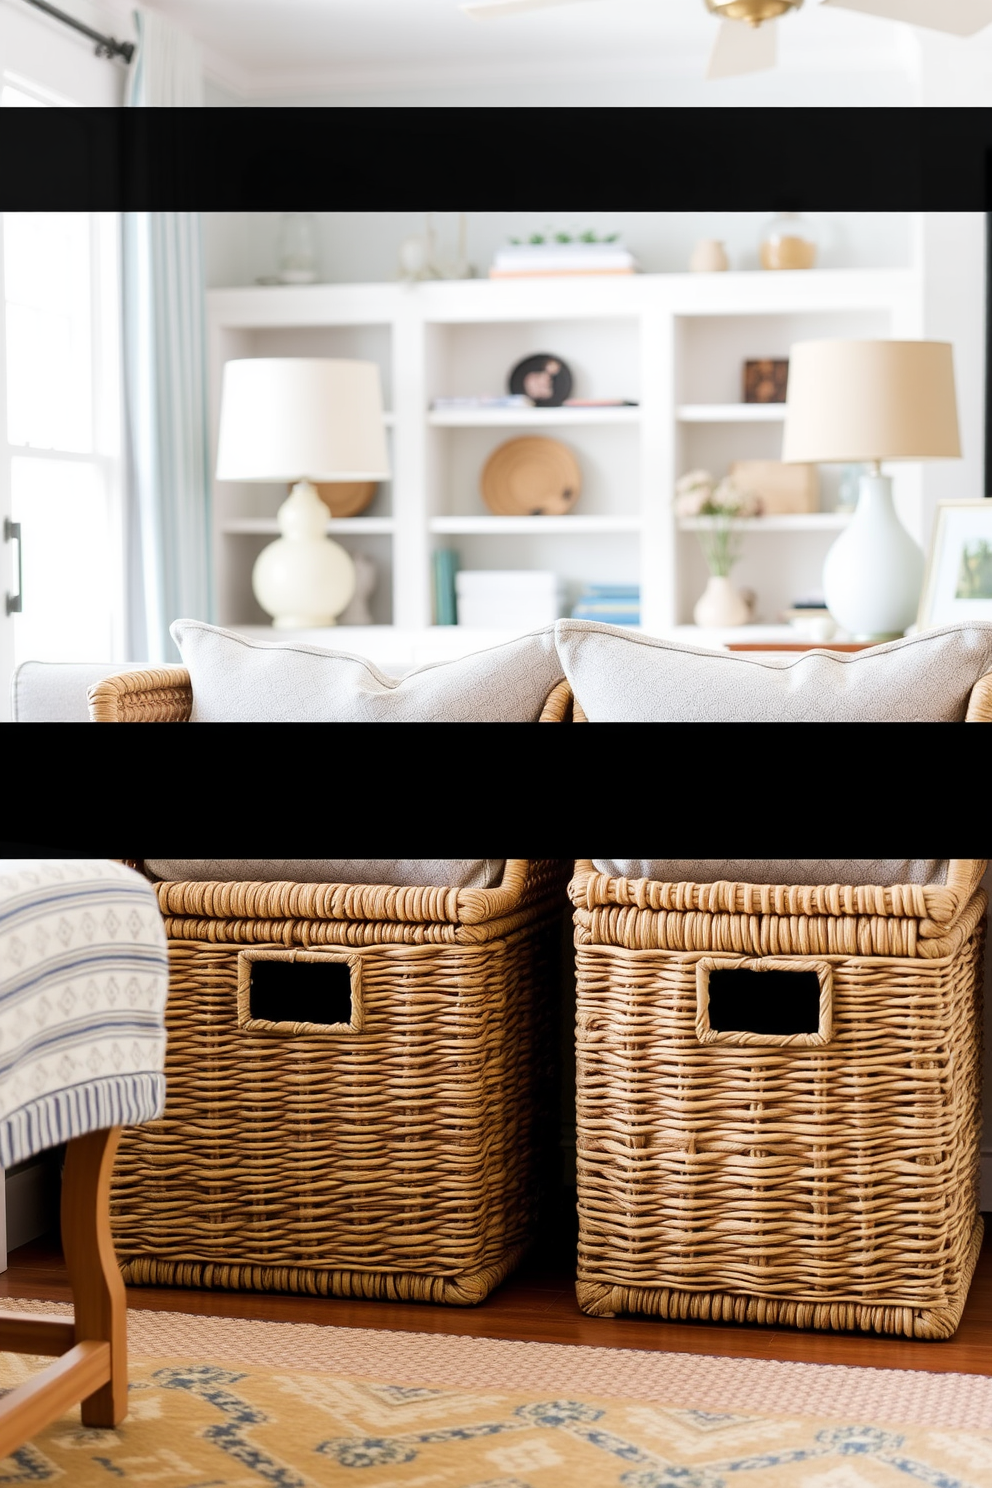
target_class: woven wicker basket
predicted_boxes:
[571,859,987,1338]
[110,860,570,1304]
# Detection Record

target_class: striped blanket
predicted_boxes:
[0,860,168,1169]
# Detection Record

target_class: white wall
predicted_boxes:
[203,212,917,290]
[0,0,132,105]
[212,69,915,107]
[914,30,992,105]
[919,215,987,529]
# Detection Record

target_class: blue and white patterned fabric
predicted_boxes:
[0,861,168,1169]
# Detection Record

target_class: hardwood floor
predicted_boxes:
[4,1209,992,1378]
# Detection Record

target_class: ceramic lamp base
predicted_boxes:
[822,472,923,642]
[252,480,357,629]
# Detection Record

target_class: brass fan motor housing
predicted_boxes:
[705,0,802,24]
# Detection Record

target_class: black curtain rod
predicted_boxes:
[22,0,134,62]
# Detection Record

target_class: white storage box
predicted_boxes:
[455,571,565,629]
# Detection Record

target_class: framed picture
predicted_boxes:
[743,359,789,404]
[918,500,992,628]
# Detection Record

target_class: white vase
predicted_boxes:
[693,574,751,628]
[821,471,923,640]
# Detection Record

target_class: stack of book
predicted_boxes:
[431,394,638,410]
[489,243,638,278]
[571,584,641,626]
[431,395,533,411]
[432,548,459,625]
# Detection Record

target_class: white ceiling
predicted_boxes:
[131,0,931,97]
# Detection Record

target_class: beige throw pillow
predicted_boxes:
[171,620,563,723]
[555,620,992,722]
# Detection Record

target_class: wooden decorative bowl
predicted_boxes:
[293,481,377,518]
[480,437,581,516]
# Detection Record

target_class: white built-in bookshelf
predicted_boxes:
[207,264,925,660]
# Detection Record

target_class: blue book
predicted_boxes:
[572,603,640,625]
[432,549,459,625]
[572,582,640,624]
[580,583,640,597]
[573,614,640,626]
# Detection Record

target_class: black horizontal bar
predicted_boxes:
[0,109,991,210]
[22,0,134,62]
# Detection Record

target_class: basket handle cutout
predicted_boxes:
[237,949,363,1034]
[696,959,832,1047]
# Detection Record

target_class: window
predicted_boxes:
[1,72,72,107]
[1,213,124,664]
[1,84,45,106]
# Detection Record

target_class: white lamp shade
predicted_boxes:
[215,358,391,481]
[781,340,961,465]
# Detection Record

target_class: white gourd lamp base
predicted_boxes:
[821,462,924,642]
[252,479,357,629]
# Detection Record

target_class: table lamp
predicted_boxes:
[215,358,390,628]
[781,340,961,641]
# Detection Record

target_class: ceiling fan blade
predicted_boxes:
[820,0,992,35]
[461,0,595,16]
[706,17,777,77]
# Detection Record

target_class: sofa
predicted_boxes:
[10,618,992,723]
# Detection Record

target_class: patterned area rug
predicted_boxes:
[0,1301,991,1486]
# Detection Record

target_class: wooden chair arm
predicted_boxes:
[88,667,192,722]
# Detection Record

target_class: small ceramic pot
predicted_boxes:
[693,574,751,628]
[689,240,729,273]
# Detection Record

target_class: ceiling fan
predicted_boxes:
[459,0,992,79]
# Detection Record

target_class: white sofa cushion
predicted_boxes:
[554,620,992,722]
[11,662,146,723]
[144,859,506,889]
[593,860,948,887]
[171,620,563,723]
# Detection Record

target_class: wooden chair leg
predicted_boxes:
[61,1128,128,1427]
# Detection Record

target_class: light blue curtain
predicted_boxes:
[125,8,205,107]
[122,213,213,664]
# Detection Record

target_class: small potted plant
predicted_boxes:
[675,469,762,627]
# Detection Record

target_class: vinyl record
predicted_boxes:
[508,354,573,408]
[481,436,581,516]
